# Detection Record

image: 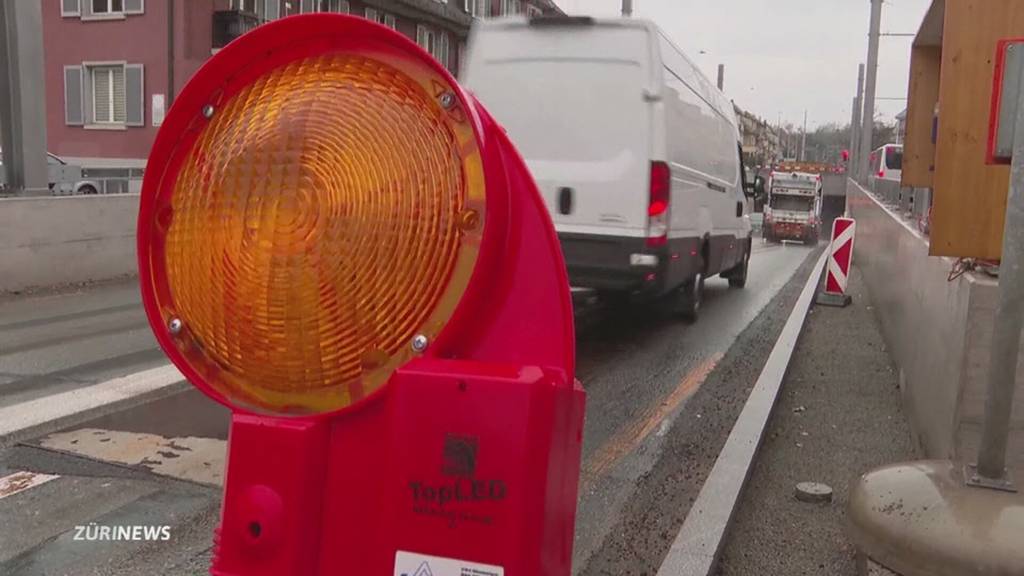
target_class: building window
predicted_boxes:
[92,0,124,14]
[470,0,492,17]
[499,0,521,15]
[417,26,450,71]
[303,0,349,13]
[364,7,394,27]
[90,65,126,124]
[233,0,282,19]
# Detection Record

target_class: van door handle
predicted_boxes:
[558,187,574,215]
[736,201,744,218]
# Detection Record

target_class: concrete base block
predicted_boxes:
[848,460,1024,576]
[816,292,852,307]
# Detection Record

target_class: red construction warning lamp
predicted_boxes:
[137,14,584,576]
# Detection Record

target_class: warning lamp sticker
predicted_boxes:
[395,550,504,576]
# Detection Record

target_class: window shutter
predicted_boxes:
[83,66,95,125]
[416,26,427,49]
[112,66,126,122]
[61,0,81,17]
[124,0,144,14]
[365,7,377,21]
[94,69,112,123]
[339,0,350,13]
[64,66,84,125]
[384,13,396,29]
[300,0,313,12]
[265,0,280,19]
[125,64,144,126]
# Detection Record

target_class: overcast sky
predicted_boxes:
[556,0,930,129]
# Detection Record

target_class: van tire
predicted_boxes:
[676,271,705,322]
[727,243,750,289]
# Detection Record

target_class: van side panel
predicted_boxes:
[656,33,747,279]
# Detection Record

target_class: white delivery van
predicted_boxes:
[463,16,756,320]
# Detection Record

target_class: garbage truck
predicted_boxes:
[763,171,822,245]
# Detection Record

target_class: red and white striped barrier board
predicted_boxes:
[825,217,856,295]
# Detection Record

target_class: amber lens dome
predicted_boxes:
[153,52,485,414]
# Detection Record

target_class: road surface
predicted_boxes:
[0,241,817,575]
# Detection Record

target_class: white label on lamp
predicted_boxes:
[394,550,504,576]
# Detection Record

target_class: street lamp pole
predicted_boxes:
[858,0,883,182]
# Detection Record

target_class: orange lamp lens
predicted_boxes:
[151,52,485,414]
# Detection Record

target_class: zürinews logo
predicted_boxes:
[73,524,172,542]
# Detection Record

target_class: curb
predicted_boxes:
[0,364,188,449]
[655,248,829,576]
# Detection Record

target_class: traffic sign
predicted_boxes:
[819,217,856,307]
[136,15,585,576]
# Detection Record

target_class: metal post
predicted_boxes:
[975,83,1024,485]
[621,0,633,17]
[858,0,882,183]
[851,64,865,171]
[800,109,808,162]
[0,1,48,196]
[717,64,725,92]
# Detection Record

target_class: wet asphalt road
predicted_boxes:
[0,241,817,575]
[0,279,165,410]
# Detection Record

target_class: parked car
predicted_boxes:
[0,150,99,195]
[47,153,100,195]
[463,15,756,320]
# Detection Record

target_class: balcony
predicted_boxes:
[212,10,261,50]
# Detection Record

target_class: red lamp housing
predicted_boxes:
[137,14,584,576]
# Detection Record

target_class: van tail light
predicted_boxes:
[647,161,670,247]
[879,170,886,178]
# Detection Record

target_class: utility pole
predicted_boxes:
[800,109,808,162]
[717,64,725,92]
[621,0,633,17]
[850,63,865,171]
[858,0,882,183]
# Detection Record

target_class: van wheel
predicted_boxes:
[676,271,705,322]
[728,245,750,289]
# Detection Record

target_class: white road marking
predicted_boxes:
[0,364,187,448]
[39,428,226,486]
[0,470,60,500]
[656,249,829,576]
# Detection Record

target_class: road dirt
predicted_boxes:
[578,246,825,576]
[716,265,918,575]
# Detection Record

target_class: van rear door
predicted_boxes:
[463,22,653,239]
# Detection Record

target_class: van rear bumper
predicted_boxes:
[558,232,701,296]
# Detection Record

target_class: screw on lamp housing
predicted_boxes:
[411,334,429,353]
[168,317,183,336]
